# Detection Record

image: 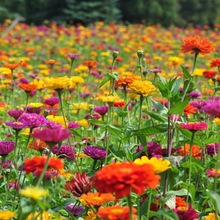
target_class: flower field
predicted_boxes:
[0,20,220,219]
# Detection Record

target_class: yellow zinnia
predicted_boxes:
[0,210,15,220]
[20,186,49,200]
[134,156,171,173]
[204,213,220,220]
[129,80,157,97]
[26,211,63,220]
[213,117,220,125]
[46,115,67,128]
[44,76,70,90]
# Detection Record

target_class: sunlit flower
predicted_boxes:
[65,172,93,197]
[82,146,106,159]
[0,141,15,156]
[204,212,220,220]
[134,156,171,173]
[184,104,197,115]
[20,186,48,200]
[46,115,67,128]
[129,80,157,96]
[44,76,70,90]
[178,144,202,159]
[206,168,220,177]
[19,83,37,92]
[24,156,64,177]
[180,122,207,132]
[81,192,115,206]
[95,161,160,199]
[18,113,47,128]
[181,35,214,54]
[0,210,15,220]
[31,127,71,146]
[210,58,220,68]
[97,205,137,220]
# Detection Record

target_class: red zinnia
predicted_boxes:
[95,162,160,199]
[206,168,220,177]
[203,70,216,79]
[83,61,97,70]
[24,156,64,177]
[181,35,214,55]
[180,122,207,132]
[210,58,220,68]
[97,205,137,220]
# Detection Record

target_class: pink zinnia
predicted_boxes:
[206,168,220,177]
[180,122,207,132]
[31,127,71,147]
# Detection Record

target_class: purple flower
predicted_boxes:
[52,144,76,160]
[188,91,201,99]
[31,127,71,146]
[8,182,20,190]
[84,113,101,120]
[82,146,106,159]
[44,97,60,106]
[46,120,63,129]
[80,92,91,99]
[201,100,220,117]
[26,106,42,114]
[7,109,24,120]
[5,121,27,130]
[93,106,108,115]
[68,122,80,129]
[0,160,12,169]
[65,205,84,216]
[18,113,47,128]
[20,77,29,84]
[173,204,199,220]
[206,143,220,156]
[0,141,15,156]
[67,53,80,60]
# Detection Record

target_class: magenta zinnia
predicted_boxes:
[180,122,207,132]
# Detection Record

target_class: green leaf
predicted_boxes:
[206,190,220,212]
[132,124,167,136]
[144,110,167,122]
[171,77,182,96]
[87,119,107,126]
[168,98,190,115]
[99,73,111,88]
[181,65,192,79]
[157,209,179,220]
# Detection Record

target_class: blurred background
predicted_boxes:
[0,0,220,27]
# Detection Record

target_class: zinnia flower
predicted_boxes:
[0,210,15,220]
[210,58,220,68]
[203,70,216,79]
[93,105,108,115]
[68,121,80,129]
[95,161,160,199]
[181,35,214,54]
[44,76,70,91]
[5,121,27,130]
[18,113,47,128]
[178,144,202,159]
[31,127,71,147]
[29,139,47,151]
[201,99,220,117]
[184,104,197,115]
[52,144,76,160]
[173,204,199,220]
[129,80,157,96]
[24,156,64,177]
[19,83,37,92]
[206,168,220,177]
[82,146,106,159]
[0,141,15,156]
[65,205,84,217]
[65,172,93,197]
[206,143,219,156]
[134,156,171,173]
[204,212,220,220]
[7,109,24,120]
[180,122,207,132]
[97,205,137,220]
[19,186,48,200]
[81,192,115,206]
[67,53,80,60]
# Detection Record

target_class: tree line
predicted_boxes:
[0,0,220,27]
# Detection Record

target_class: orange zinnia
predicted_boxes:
[29,139,47,151]
[19,84,37,92]
[97,205,137,220]
[115,74,140,89]
[181,35,214,54]
[184,104,197,115]
[178,144,202,159]
[5,63,20,70]
[95,162,160,199]
[81,192,115,206]
[24,156,64,177]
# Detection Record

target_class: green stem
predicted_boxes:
[138,95,143,130]
[181,51,199,102]
[214,147,220,192]
[187,131,195,203]
[36,148,52,186]
[57,90,67,128]
[24,93,29,112]
[0,156,5,176]
[146,189,152,220]
[127,195,133,220]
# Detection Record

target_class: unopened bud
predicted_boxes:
[137,50,144,58]
[112,50,119,60]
